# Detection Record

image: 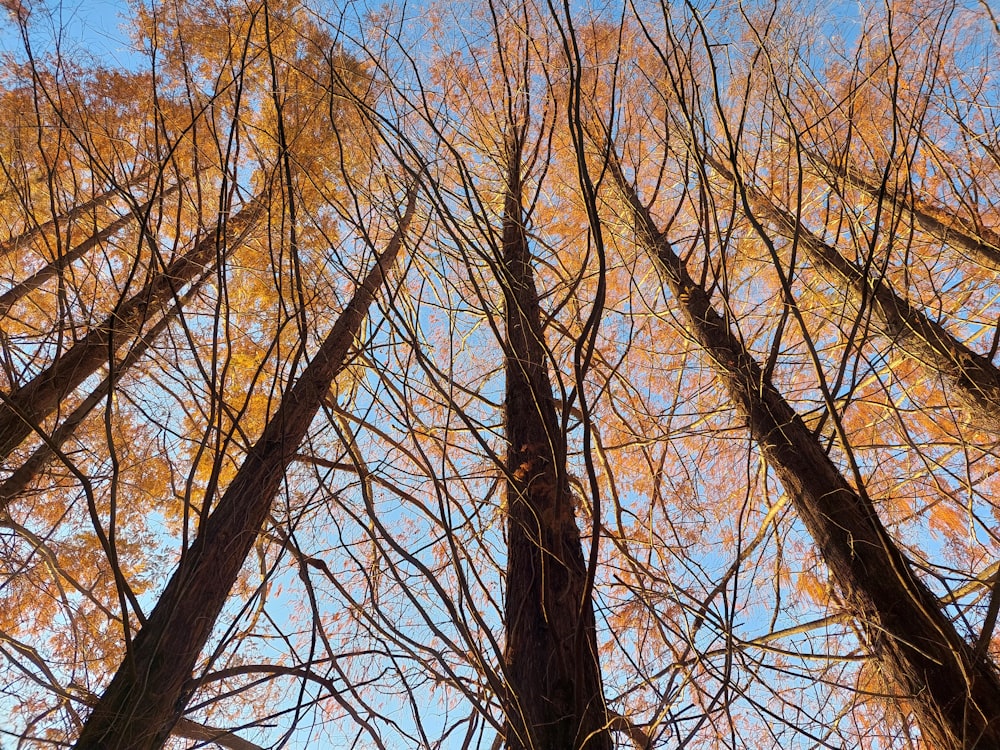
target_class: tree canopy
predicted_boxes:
[2,0,1000,747]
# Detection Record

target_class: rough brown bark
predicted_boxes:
[0,196,263,462]
[0,183,183,318]
[71,187,416,750]
[707,154,1000,434]
[611,156,1000,749]
[500,138,611,750]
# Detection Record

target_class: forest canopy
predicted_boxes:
[1,0,1000,747]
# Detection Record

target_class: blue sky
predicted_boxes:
[0,0,137,67]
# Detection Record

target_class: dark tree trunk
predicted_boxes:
[0,196,262,462]
[0,276,203,509]
[0,169,153,259]
[500,138,611,750]
[612,156,1000,749]
[801,147,1000,270]
[708,154,1000,433]
[0,183,183,318]
[72,188,416,750]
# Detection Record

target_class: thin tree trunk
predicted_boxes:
[0,183,183,318]
[707,154,1000,433]
[171,718,264,750]
[0,277,204,509]
[500,136,611,750]
[0,196,263,462]
[71,186,416,750]
[800,147,1000,270]
[0,169,153,259]
[610,155,1000,749]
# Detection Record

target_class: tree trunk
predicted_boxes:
[611,155,1000,749]
[0,276,203,509]
[707,154,1000,434]
[800,146,1000,270]
[0,168,153,259]
[71,187,416,750]
[0,183,183,318]
[501,137,611,750]
[0,196,262,462]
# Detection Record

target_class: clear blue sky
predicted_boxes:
[0,0,138,68]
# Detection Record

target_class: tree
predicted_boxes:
[499,118,610,750]
[72,182,417,749]
[4,0,1000,748]
[606,143,1000,747]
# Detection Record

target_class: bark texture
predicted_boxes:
[612,157,1000,749]
[71,188,415,750]
[501,139,611,750]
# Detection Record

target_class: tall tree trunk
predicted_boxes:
[0,276,204,509]
[0,168,153,259]
[707,154,1000,433]
[0,183,183,318]
[800,147,1000,270]
[0,196,262,462]
[501,137,611,750]
[609,155,1000,749]
[71,186,416,750]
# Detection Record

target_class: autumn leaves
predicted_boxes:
[3,0,1000,748]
